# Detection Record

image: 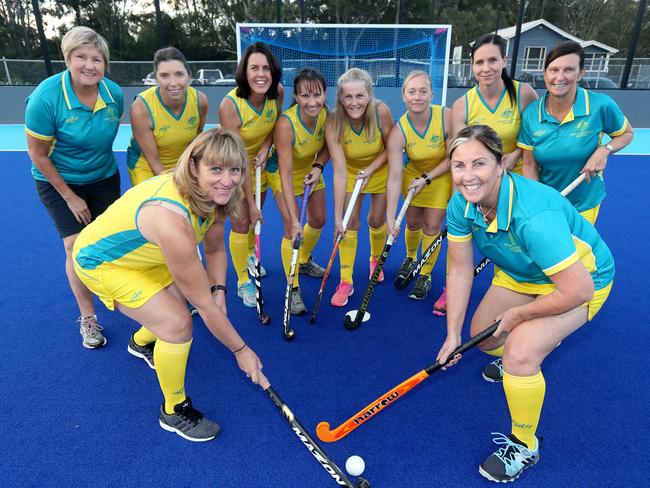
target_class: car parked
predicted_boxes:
[142,72,156,86]
[195,69,235,86]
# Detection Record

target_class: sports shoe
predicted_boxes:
[290,287,307,315]
[482,358,503,383]
[78,315,107,349]
[247,255,266,277]
[409,274,432,300]
[479,433,540,483]
[432,287,447,316]
[369,258,385,283]
[237,280,257,308]
[159,397,220,442]
[127,334,155,370]
[331,280,354,307]
[394,256,415,285]
[299,256,326,277]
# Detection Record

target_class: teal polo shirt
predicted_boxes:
[447,172,614,290]
[25,70,123,184]
[517,87,627,212]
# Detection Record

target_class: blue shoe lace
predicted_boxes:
[489,432,538,477]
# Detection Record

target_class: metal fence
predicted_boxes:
[2,57,649,89]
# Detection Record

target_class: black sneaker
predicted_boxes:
[127,334,155,370]
[394,257,415,288]
[479,433,540,483]
[482,358,503,383]
[409,274,431,300]
[299,256,326,277]
[159,397,220,442]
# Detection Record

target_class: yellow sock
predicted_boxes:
[154,338,192,414]
[281,237,299,287]
[339,229,358,284]
[484,345,505,357]
[404,228,422,260]
[247,228,255,256]
[369,223,386,260]
[299,223,322,265]
[133,326,157,346]
[420,232,441,276]
[229,231,250,286]
[503,370,546,449]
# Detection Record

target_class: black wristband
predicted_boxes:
[210,284,227,294]
[312,162,324,171]
[421,173,432,185]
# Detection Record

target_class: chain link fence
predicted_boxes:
[1,57,649,89]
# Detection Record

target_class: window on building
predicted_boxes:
[523,47,546,71]
[584,52,607,72]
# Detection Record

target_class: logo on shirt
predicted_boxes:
[500,109,514,124]
[185,115,198,130]
[265,109,276,122]
[571,120,593,138]
[159,124,171,133]
[64,115,79,125]
[429,135,442,147]
[105,106,120,122]
[533,129,546,138]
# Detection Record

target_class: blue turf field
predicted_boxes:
[1,142,649,486]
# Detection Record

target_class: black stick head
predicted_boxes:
[343,313,361,331]
[393,275,409,290]
[356,477,371,488]
[309,314,316,324]
[259,313,271,325]
[284,329,295,341]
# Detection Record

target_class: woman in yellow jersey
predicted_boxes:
[73,129,268,442]
[127,47,208,186]
[269,68,329,314]
[219,42,283,308]
[325,68,394,307]
[386,71,452,302]
[444,33,538,316]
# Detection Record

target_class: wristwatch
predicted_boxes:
[604,143,614,154]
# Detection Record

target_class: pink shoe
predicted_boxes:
[331,280,354,307]
[369,258,385,283]
[432,287,447,316]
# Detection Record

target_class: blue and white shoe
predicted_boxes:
[247,255,266,277]
[479,432,540,483]
[237,280,257,308]
[482,358,503,383]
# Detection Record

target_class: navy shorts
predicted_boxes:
[35,170,121,238]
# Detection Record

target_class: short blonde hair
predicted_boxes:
[62,26,110,70]
[331,68,378,143]
[172,128,247,218]
[402,70,432,94]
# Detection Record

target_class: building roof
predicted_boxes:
[495,19,618,54]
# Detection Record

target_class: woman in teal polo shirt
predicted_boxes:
[25,26,123,350]
[436,125,614,483]
[518,41,633,224]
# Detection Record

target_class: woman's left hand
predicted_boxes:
[494,307,525,338]
[408,177,427,196]
[254,151,269,171]
[249,203,262,226]
[582,146,609,182]
[356,168,373,191]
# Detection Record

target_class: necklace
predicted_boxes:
[478,201,497,223]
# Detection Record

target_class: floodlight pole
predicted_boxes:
[154,0,166,48]
[31,0,53,77]
[621,0,647,89]
[276,0,281,23]
[509,0,526,78]
[299,0,305,23]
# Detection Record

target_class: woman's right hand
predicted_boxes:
[386,216,398,239]
[290,220,303,243]
[235,345,269,388]
[334,219,345,240]
[436,334,462,370]
[65,193,92,225]
[408,177,427,196]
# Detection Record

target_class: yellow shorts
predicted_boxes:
[73,260,174,311]
[402,165,452,208]
[579,204,601,225]
[267,170,326,195]
[346,164,388,194]
[492,268,613,321]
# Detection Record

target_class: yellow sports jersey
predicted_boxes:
[267,104,327,193]
[466,80,522,172]
[343,110,387,193]
[397,105,451,208]
[74,172,213,275]
[126,86,201,185]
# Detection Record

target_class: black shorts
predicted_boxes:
[35,170,121,238]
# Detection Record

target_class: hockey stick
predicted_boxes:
[394,172,588,290]
[316,320,500,442]
[266,385,371,487]
[343,188,415,331]
[310,179,364,324]
[282,183,312,341]
[254,165,271,324]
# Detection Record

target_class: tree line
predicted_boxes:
[1,0,648,61]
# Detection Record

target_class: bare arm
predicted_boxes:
[203,214,228,313]
[385,122,406,236]
[275,116,301,235]
[27,134,91,225]
[130,98,165,175]
[325,119,348,236]
[450,95,467,139]
[582,122,634,182]
[502,83,538,170]
[521,149,539,181]
[197,91,209,133]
